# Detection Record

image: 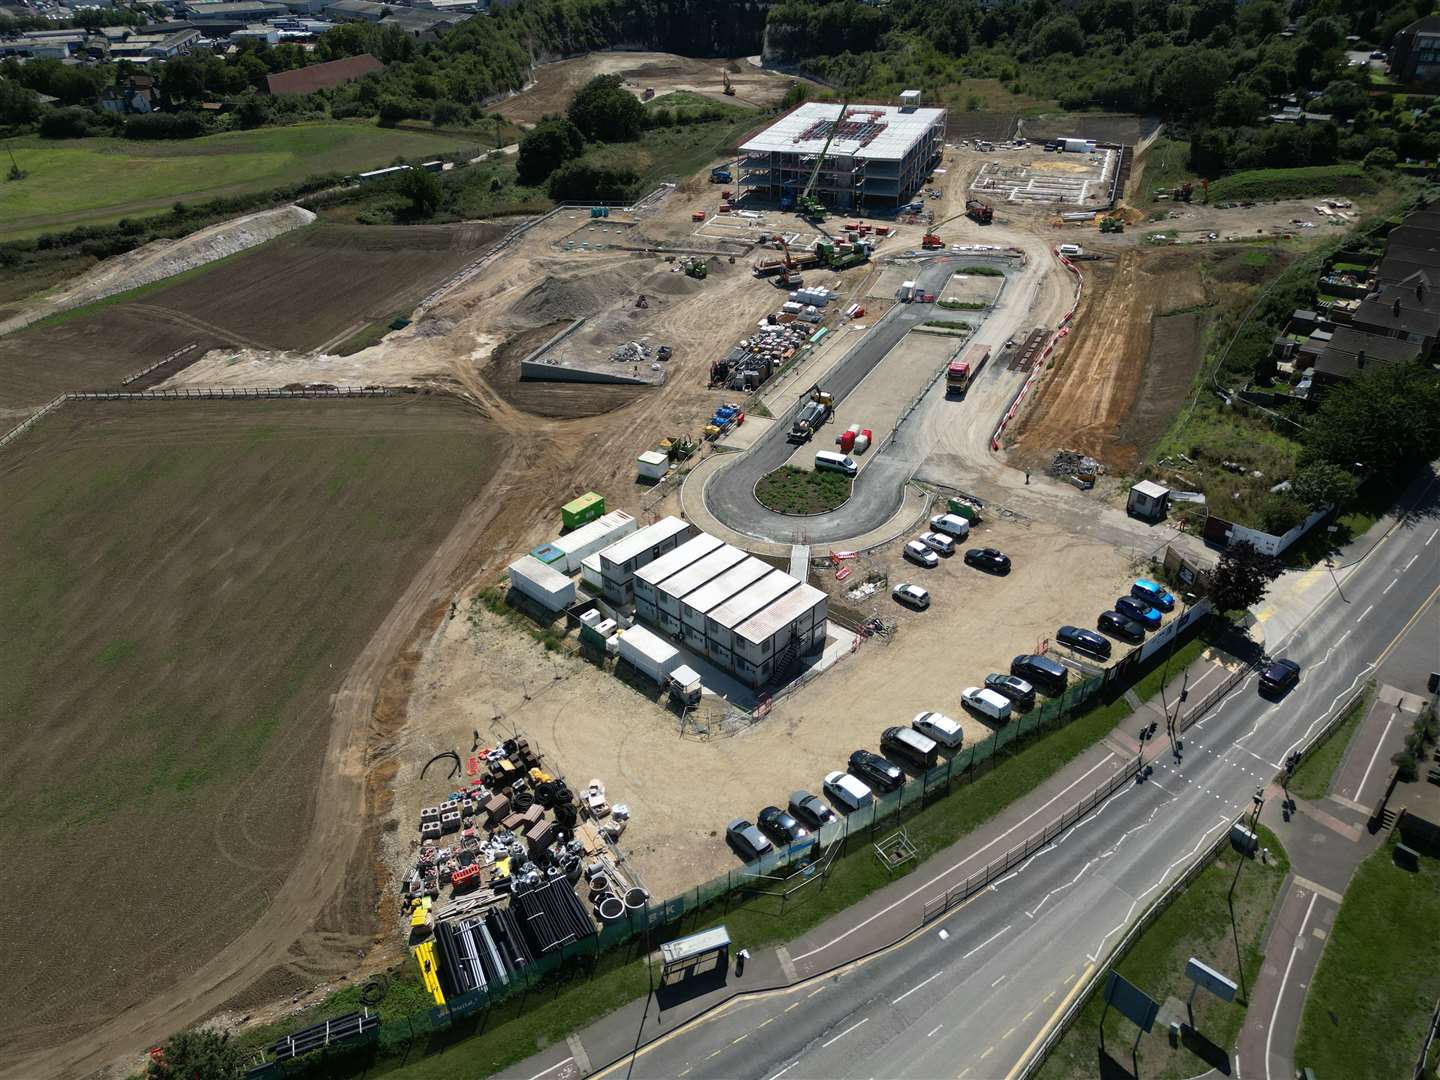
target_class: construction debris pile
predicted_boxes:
[1047,449,1104,488]
[405,735,643,1006]
[709,319,815,390]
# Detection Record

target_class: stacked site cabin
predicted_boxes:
[597,516,696,603]
[537,510,636,573]
[738,93,946,212]
[605,523,828,688]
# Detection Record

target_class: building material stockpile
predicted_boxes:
[709,318,815,390]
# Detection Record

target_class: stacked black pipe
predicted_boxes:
[512,877,596,956]
[433,910,535,999]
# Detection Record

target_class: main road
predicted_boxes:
[577,476,1440,1080]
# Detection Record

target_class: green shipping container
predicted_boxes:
[561,492,605,530]
[947,498,981,522]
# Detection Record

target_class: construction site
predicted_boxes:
[0,47,1398,1080]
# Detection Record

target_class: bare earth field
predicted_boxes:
[1007,248,1208,473]
[0,222,501,417]
[0,397,502,1064]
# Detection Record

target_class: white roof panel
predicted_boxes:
[599,516,691,567]
[681,557,773,615]
[736,583,827,645]
[658,545,747,600]
[740,101,946,163]
[634,533,723,588]
[706,572,797,631]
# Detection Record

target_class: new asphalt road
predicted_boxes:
[580,483,1440,1080]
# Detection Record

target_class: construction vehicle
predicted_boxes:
[947,344,988,395]
[710,166,732,184]
[774,268,803,288]
[796,99,848,222]
[1099,216,1124,233]
[722,70,735,96]
[922,233,944,249]
[682,256,707,279]
[965,199,994,225]
[1171,181,1194,202]
[788,385,833,442]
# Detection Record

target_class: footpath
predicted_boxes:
[1236,679,1431,1080]
[497,644,1247,1080]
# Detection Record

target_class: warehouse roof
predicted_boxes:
[706,571,797,632]
[681,557,772,615]
[736,583,826,645]
[658,546,747,601]
[599,516,691,568]
[740,101,946,162]
[266,53,384,95]
[634,533,723,588]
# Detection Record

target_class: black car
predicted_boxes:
[964,547,1012,574]
[1057,624,1112,659]
[758,805,810,844]
[848,749,904,793]
[788,789,837,830]
[985,672,1035,706]
[1097,610,1146,644]
[1012,653,1069,694]
[726,818,773,861]
[1114,596,1162,629]
[1259,658,1301,696]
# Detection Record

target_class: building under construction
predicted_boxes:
[738,92,946,213]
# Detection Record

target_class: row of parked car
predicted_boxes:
[893,513,1012,611]
[1050,579,1178,662]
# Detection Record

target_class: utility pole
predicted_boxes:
[1228,789,1265,1001]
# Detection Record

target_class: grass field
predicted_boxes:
[577,115,760,190]
[0,396,501,1058]
[1136,136,1196,203]
[0,122,493,240]
[755,464,852,514]
[1038,825,1290,1080]
[1288,686,1372,801]
[1295,837,1440,1078]
[1208,164,1374,204]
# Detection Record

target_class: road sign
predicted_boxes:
[1104,971,1160,1032]
[1185,957,1238,1003]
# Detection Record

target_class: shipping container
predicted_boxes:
[530,543,566,565]
[507,555,576,612]
[637,451,669,481]
[617,625,682,684]
[550,510,637,572]
[561,492,606,530]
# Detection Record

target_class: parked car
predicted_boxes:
[726,818,773,861]
[904,540,940,568]
[929,513,972,539]
[962,686,1013,723]
[848,749,904,793]
[985,673,1035,706]
[758,805,810,844]
[918,531,955,556]
[1131,578,1175,611]
[1012,653,1069,693]
[1057,624,1112,659]
[1259,658,1301,696]
[881,725,938,769]
[913,710,963,748]
[1114,596,1162,629]
[1097,610,1147,644]
[823,770,874,812]
[964,547,1011,573]
[788,789,837,829]
[893,583,931,610]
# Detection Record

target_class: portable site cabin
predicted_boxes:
[1127,480,1170,523]
[597,516,696,604]
[637,451,670,481]
[507,555,576,612]
[561,492,606,531]
[616,625,682,685]
[549,510,637,573]
[631,534,726,626]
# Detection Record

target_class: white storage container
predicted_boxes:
[551,510,638,573]
[580,553,603,590]
[637,450,669,481]
[616,625,682,684]
[507,555,576,612]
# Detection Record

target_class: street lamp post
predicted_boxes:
[1228,790,1265,1002]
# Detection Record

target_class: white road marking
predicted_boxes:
[1265,891,1319,1080]
[893,970,945,1005]
[527,1058,575,1080]
[1404,554,1418,571]
[766,1062,799,1080]
[989,871,1020,889]
[791,754,1118,961]
[1383,578,1398,595]
[1027,860,1094,919]
[929,1024,944,1037]
[1358,604,1374,622]
[821,1018,869,1048]
[962,924,1013,960]
[1354,715,1394,799]
[991,974,1007,988]
[1427,528,1437,545]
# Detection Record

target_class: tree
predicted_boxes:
[397,167,441,217]
[1302,363,1440,475]
[1033,15,1084,56]
[1153,47,1230,118]
[1289,462,1358,510]
[1213,85,1265,127]
[1363,146,1398,171]
[146,1029,244,1080]
[160,54,208,104]
[546,159,638,202]
[1208,541,1285,612]
[566,74,644,143]
[516,116,584,185]
[0,76,40,126]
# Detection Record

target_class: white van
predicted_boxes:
[815,451,858,477]
[929,513,971,539]
[823,770,874,812]
[962,686,1013,723]
[1058,243,1084,256]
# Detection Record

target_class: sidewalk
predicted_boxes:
[1235,688,1419,1080]
[497,645,1238,1079]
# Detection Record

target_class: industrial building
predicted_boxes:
[597,516,696,603]
[623,524,828,688]
[738,93,947,212]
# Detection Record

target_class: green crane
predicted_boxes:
[797,99,848,222]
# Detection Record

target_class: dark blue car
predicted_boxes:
[1114,596,1162,629]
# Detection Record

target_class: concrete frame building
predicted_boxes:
[738,94,946,213]
[621,524,827,688]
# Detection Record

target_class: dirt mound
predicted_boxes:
[511,266,647,323]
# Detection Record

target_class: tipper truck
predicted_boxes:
[965,199,994,225]
[788,386,833,442]
[947,344,989,395]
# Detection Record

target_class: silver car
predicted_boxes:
[892,583,930,610]
[912,710,963,748]
[904,540,940,568]
[919,531,955,556]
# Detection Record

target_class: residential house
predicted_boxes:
[1391,14,1440,84]
[1312,326,1423,387]
[97,72,158,113]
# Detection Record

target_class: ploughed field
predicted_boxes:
[0,223,501,415]
[0,396,501,1058]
